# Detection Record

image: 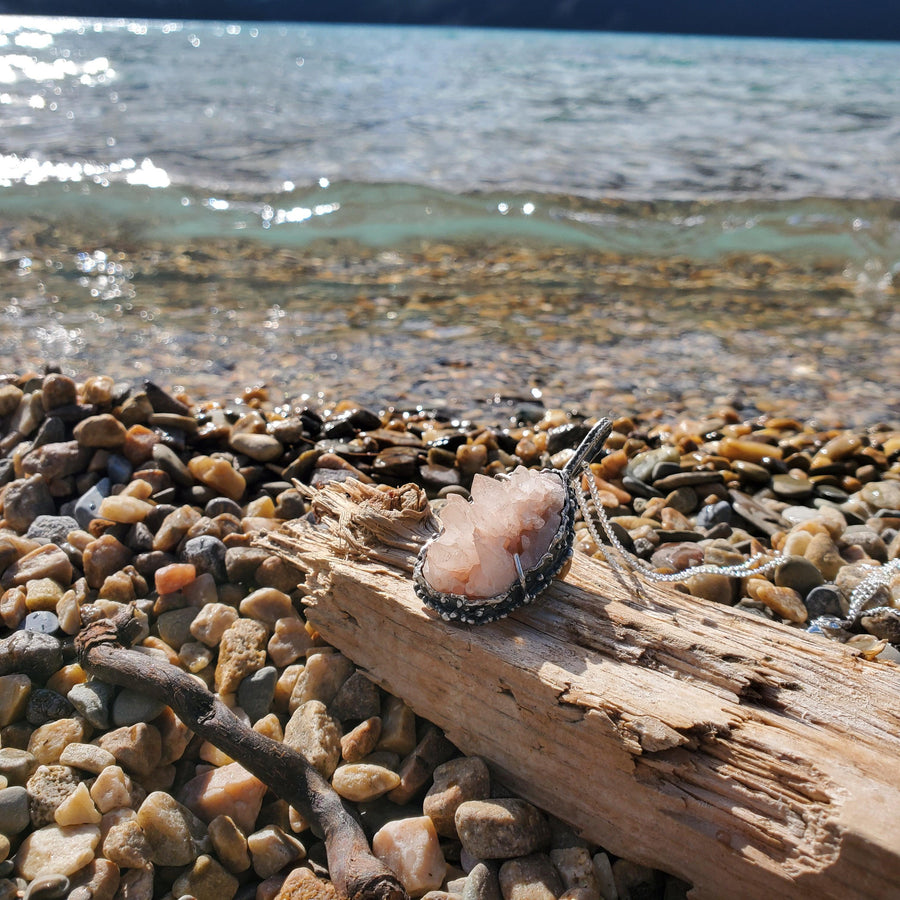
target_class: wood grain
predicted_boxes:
[258,480,900,900]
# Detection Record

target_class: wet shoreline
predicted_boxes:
[1,222,898,428]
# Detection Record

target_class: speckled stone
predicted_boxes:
[172,853,240,900]
[136,790,208,866]
[2,475,56,532]
[215,618,269,694]
[498,853,562,900]
[424,757,492,839]
[26,765,82,828]
[455,799,550,860]
[181,535,228,583]
[283,700,342,779]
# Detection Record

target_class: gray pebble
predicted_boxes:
[0,786,30,835]
[463,862,502,900]
[2,475,56,532]
[23,611,59,635]
[68,680,116,730]
[804,585,844,619]
[153,443,194,487]
[73,477,111,529]
[26,689,74,727]
[774,556,824,598]
[25,515,79,545]
[112,689,167,727]
[23,872,69,900]
[181,535,228,582]
[696,500,732,530]
[106,453,133,485]
[455,798,550,860]
[205,496,243,518]
[238,666,278,724]
[0,750,38,787]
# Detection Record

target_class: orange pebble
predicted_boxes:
[155,562,197,595]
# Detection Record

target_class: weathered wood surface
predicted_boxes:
[258,480,900,900]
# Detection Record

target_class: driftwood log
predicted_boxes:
[257,479,900,900]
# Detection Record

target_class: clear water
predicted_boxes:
[0,18,898,423]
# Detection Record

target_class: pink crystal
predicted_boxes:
[423,466,565,599]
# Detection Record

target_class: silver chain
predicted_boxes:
[575,461,900,639]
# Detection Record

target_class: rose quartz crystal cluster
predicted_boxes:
[423,466,566,599]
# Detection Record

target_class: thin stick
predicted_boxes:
[74,615,407,900]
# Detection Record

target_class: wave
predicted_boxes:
[1,177,899,281]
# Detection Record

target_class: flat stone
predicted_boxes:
[58,743,116,775]
[73,414,127,448]
[455,798,550,859]
[330,670,381,722]
[13,823,100,879]
[332,764,401,802]
[230,432,283,463]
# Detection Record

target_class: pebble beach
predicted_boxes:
[0,370,898,900]
[2,16,900,900]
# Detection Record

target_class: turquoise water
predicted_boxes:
[0,18,898,422]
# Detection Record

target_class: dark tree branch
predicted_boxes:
[70,614,407,900]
